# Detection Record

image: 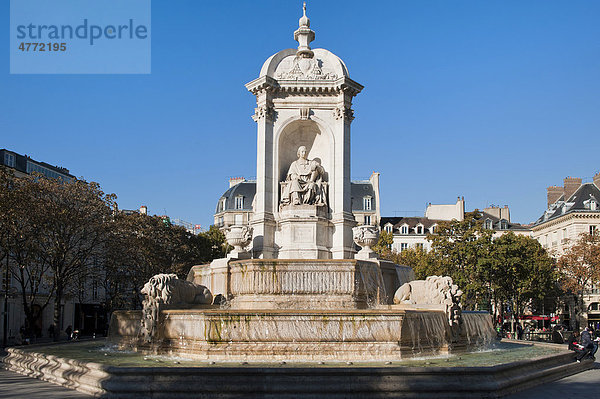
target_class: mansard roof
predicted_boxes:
[533,182,600,226]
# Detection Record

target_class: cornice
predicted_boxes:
[531,212,600,232]
[246,76,363,97]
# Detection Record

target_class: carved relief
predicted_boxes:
[277,57,338,81]
[300,107,310,120]
[333,106,354,121]
[252,105,275,122]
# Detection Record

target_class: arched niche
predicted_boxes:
[276,119,333,204]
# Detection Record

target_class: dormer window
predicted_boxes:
[235,196,244,210]
[401,225,408,235]
[218,198,226,212]
[363,196,372,211]
[584,195,598,211]
[3,152,15,168]
[384,223,393,233]
[430,224,437,234]
[484,219,493,230]
[500,219,508,230]
[416,224,424,235]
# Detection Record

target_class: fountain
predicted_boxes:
[3,5,592,398]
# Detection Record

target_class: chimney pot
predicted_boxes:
[563,177,582,201]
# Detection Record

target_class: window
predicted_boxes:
[92,281,98,300]
[218,198,226,212]
[500,220,508,230]
[363,196,372,211]
[430,225,436,234]
[364,215,371,225]
[234,214,243,225]
[384,224,393,233]
[235,196,244,210]
[218,216,224,227]
[400,243,408,252]
[416,243,424,250]
[591,201,598,211]
[484,219,493,230]
[401,225,408,234]
[416,225,424,235]
[591,225,597,235]
[4,152,15,168]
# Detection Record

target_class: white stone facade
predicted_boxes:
[244,10,363,259]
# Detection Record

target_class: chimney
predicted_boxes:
[547,186,563,207]
[594,172,600,189]
[139,205,147,215]
[564,177,582,201]
[229,177,245,188]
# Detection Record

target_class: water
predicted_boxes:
[20,340,563,368]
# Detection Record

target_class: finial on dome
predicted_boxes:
[294,2,315,58]
[299,2,309,27]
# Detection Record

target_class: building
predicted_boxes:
[0,149,102,344]
[531,172,600,328]
[532,174,600,256]
[1,148,75,180]
[214,172,381,230]
[380,198,531,252]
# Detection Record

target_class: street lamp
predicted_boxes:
[3,253,8,347]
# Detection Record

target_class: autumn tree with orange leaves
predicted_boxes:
[557,232,600,328]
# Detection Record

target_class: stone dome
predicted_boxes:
[259,48,349,80]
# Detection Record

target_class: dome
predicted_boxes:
[259,48,349,80]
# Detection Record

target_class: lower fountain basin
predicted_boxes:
[3,339,592,398]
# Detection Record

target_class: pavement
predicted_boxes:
[504,361,600,398]
[0,369,91,398]
[0,354,599,398]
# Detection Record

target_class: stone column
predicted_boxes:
[247,77,277,259]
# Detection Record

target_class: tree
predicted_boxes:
[103,214,220,311]
[33,177,115,340]
[427,211,494,309]
[490,233,557,331]
[558,232,600,329]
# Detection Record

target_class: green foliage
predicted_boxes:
[428,211,493,309]
[378,211,557,324]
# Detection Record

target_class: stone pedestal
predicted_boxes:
[277,205,332,259]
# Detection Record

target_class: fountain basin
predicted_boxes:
[109,308,493,362]
[3,340,592,398]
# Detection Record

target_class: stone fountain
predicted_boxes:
[4,7,591,398]
[107,4,495,362]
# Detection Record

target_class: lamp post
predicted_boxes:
[2,253,8,347]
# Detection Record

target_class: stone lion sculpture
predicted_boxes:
[140,274,213,342]
[141,273,213,306]
[393,276,463,332]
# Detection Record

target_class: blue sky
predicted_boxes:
[2,0,599,229]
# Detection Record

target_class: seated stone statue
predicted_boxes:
[280,145,327,207]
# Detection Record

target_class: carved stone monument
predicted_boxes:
[245,3,363,259]
[108,5,495,364]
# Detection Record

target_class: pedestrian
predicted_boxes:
[576,327,595,363]
[517,323,524,340]
[65,325,73,340]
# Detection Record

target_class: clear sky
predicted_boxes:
[2,0,599,229]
